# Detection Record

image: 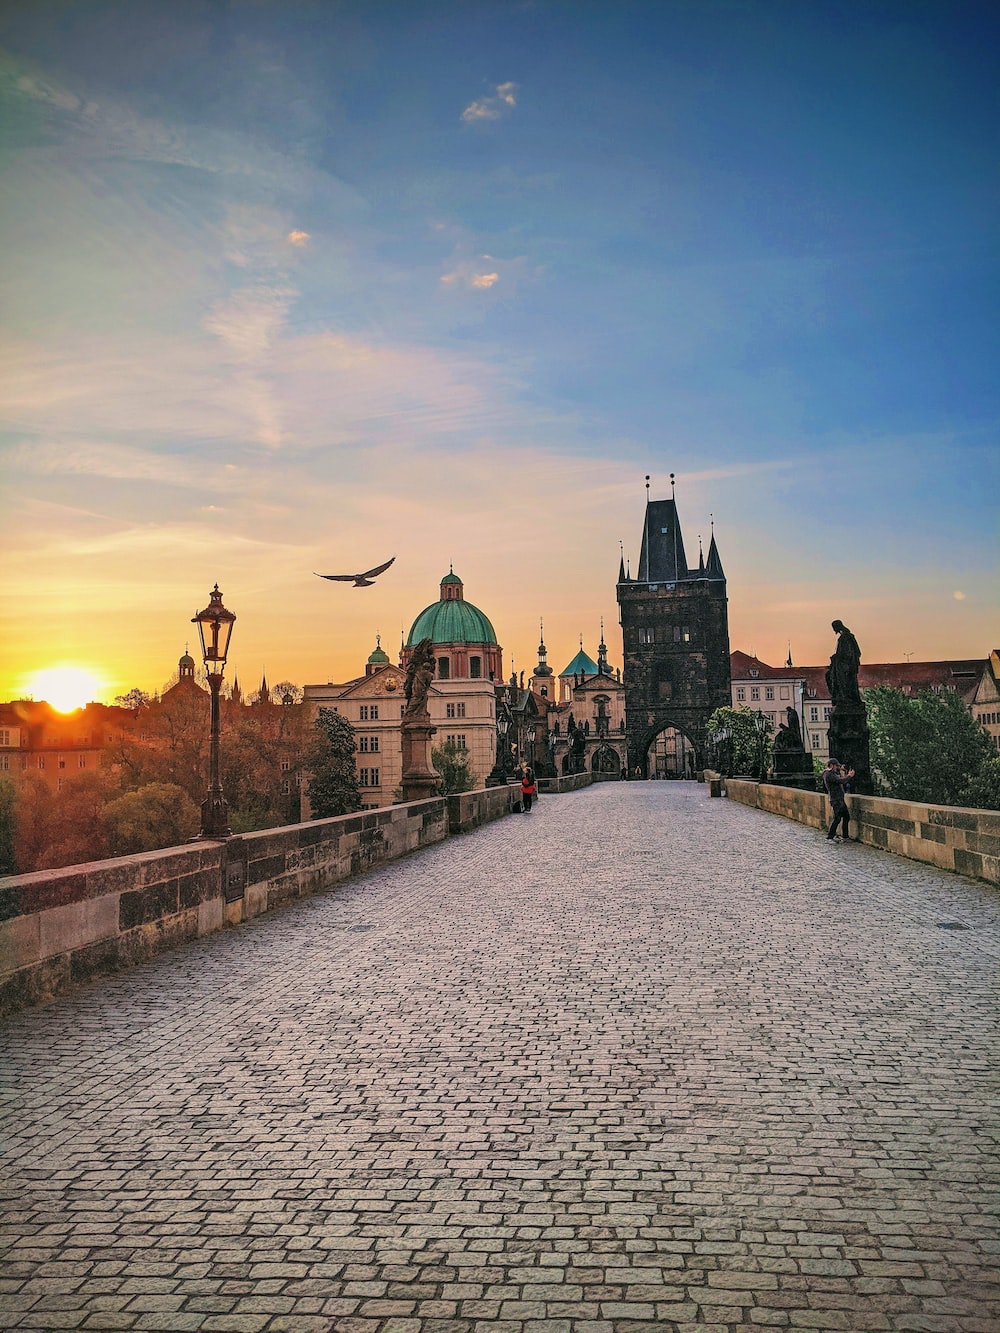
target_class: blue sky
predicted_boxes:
[1,0,997,700]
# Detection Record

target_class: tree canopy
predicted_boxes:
[706,705,773,778]
[305,708,361,818]
[864,686,994,806]
[432,739,476,795]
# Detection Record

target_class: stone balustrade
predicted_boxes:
[1,784,520,1018]
[725,778,1000,885]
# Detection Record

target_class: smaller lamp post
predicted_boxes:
[192,584,236,838]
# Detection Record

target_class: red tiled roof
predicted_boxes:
[730,652,985,704]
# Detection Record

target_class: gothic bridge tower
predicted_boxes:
[616,479,731,775]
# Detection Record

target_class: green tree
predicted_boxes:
[432,739,476,795]
[0,777,16,875]
[10,772,111,873]
[305,708,361,818]
[706,706,773,777]
[104,783,200,855]
[958,756,1000,811]
[865,685,993,805]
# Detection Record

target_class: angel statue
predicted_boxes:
[403,638,436,718]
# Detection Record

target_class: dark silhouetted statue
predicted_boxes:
[825,619,871,794]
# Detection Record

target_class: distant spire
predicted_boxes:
[534,619,553,677]
[597,618,609,675]
[786,643,793,668]
[705,515,725,580]
[618,539,626,584]
[698,534,705,575]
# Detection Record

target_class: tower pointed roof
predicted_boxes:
[705,532,725,580]
[638,498,690,582]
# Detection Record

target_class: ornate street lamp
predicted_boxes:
[191,584,236,838]
[486,696,513,787]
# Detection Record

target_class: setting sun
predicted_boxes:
[26,665,107,712]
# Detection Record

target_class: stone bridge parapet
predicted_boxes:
[0,784,520,1017]
[726,778,1000,885]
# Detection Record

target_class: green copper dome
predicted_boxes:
[406,571,498,647]
[367,639,390,666]
[407,599,498,646]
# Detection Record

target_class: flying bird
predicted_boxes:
[314,556,396,588]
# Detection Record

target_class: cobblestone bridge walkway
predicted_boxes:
[2,783,999,1333]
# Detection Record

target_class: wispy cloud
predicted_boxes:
[461,81,518,123]
[287,230,311,247]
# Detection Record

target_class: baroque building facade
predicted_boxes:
[303,571,502,810]
[616,488,731,775]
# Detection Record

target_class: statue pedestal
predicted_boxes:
[828,704,872,794]
[400,719,441,802]
[772,748,815,790]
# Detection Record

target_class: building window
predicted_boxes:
[446,702,456,718]
[456,702,465,718]
[682,626,691,642]
[359,735,369,752]
[369,735,379,752]
[359,736,379,753]
[823,707,831,720]
[359,767,380,787]
[57,777,64,791]
[750,687,760,702]
[37,756,45,770]
[811,735,821,749]
[0,729,10,746]
[281,779,291,795]
[58,755,66,769]
[446,734,467,750]
[280,757,290,771]
[79,755,87,768]
[0,755,8,770]
[765,687,774,701]
[437,657,450,680]
[359,705,369,721]
[810,707,818,722]
[470,656,482,678]
[639,627,655,645]
[736,687,745,702]
[673,626,681,642]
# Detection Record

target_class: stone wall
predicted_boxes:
[538,772,594,795]
[0,787,521,1018]
[725,779,1000,885]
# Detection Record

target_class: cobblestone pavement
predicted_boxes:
[2,783,999,1333]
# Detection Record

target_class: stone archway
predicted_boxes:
[647,725,697,779]
[591,744,621,775]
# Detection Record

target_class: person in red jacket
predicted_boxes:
[520,767,537,813]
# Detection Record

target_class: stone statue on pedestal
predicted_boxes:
[401,638,441,801]
[771,704,812,788]
[825,620,872,794]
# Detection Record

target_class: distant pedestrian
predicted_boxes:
[823,759,855,841]
[520,767,537,813]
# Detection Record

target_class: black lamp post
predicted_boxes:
[191,583,236,838]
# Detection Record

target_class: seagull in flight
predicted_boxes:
[314,556,396,588]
